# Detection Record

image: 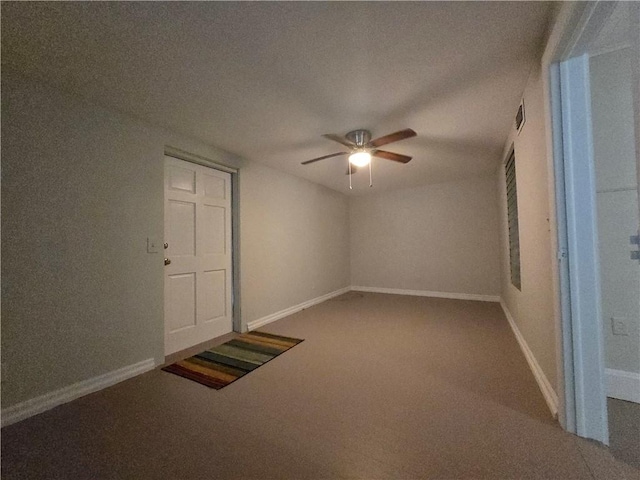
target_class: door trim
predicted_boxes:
[163,148,242,340]
[165,145,238,174]
[558,53,608,443]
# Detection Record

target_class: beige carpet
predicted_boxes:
[2,292,638,479]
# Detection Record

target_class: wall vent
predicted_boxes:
[515,99,525,134]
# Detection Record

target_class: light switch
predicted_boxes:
[611,317,629,336]
[147,236,161,253]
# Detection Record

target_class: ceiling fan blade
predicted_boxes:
[301,152,348,165]
[369,128,417,148]
[372,150,412,163]
[322,133,356,148]
[345,165,358,175]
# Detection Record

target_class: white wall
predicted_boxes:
[350,176,501,297]
[590,47,639,374]
[498,61,557,391]
[239,162,350,324]
[1,75,350,408]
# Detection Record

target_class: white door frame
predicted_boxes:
[544,1,629,444]
[163,146,243,336]
[559,52,608,443]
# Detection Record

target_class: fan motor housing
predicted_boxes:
[346,130,371,147]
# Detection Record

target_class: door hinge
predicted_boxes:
[558,248,568,260]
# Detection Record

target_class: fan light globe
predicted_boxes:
[349,151,371,167]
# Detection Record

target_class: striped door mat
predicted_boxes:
[162,331,304,389]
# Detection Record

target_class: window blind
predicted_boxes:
[505,150,521,290]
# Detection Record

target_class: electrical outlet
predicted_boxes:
[611,317,629,336]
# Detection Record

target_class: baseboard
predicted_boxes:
[500,299,559,417]
[247,286,351,331]
[606,368,640,403]
[1,358,157,427]
[351,286,500,303]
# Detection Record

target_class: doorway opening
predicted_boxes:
[549,2,639,456]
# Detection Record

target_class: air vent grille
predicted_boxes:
[516,99,525,133]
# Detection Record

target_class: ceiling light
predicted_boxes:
[349,151,371,167]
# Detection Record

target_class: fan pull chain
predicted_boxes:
[349,161,353,189]
[369,159,373,187]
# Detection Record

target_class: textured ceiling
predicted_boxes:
[2,2,553,195]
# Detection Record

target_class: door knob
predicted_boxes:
[164,258,171,266]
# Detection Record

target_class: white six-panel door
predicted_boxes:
[164,156,233,355]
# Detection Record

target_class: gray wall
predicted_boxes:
[1,76,351,408]
[497,61,557,391]
[350,177,501,297]
[590,47,639,374]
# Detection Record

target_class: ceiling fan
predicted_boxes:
[301,128,417,176]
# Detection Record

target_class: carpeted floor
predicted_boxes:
[1,292,638,479]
